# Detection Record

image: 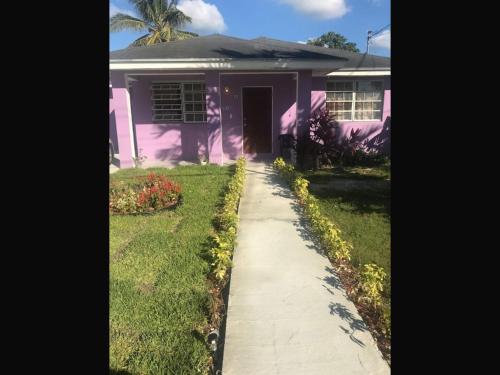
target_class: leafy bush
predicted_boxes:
[342,149,390,167]
[210,157,246,281]
[274,157,352,263]
[360,264,387,307]
[109,173,182,215]
[109,182,142,214]
[301,109,389,168]
[307,109,361,164]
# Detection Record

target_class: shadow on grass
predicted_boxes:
[313,188,390,217]
[303,165,390,184]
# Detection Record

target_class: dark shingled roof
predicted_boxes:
[251,37,390,70]
[110,34,390,70]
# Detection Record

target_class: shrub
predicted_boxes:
[301,109,390,168]
[109,183,142,214]
[137,173,182,212]
[344,148,390,167]
[274,157,352,263]
[109,173,182,215]
[300,109,365,168]
[360,264,387,307]
[210,157,246,281]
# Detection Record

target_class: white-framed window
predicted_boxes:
[151,82,207,123]
[326,80,384,121]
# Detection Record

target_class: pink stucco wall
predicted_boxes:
[110,72,134,168]
[109,71,391,167]
[220,73,297,160]
[128,74,209,164]
[310,76,391,154]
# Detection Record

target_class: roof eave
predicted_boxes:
[109,58,349,71]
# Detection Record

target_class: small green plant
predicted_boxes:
[360,263,386,307]
[133,148,147,168]
[198,153,208,165]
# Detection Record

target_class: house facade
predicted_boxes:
[110,35,390,168]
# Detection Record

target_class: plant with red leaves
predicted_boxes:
[110,173,182,215]
[137,173,182,212]
[306,109,365,167]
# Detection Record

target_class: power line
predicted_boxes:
[366,24,390,53]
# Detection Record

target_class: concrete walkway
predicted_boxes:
[222,162,390,375]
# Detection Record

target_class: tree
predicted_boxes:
[110,0,198,47]
[307,32,360,53]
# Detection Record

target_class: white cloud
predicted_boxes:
[370,29,390,49]
[110,3,135,18]
[279,0,349,20]
[177,0,227,34]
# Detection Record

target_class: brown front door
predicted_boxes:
[242,87,272,154]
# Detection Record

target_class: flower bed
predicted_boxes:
[109,173,182,215]
[273,157,391,363]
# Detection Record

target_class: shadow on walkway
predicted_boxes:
[259,163,369,348]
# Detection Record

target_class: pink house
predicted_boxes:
[109,34,390,168]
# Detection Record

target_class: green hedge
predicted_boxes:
[210,157,246,281]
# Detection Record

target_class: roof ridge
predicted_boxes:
[252,36,389,59]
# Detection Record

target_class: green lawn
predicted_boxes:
[109,165,232,374]
[303,164,390,184]
[303,165,391,299]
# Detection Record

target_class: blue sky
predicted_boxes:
[110,0,390,56]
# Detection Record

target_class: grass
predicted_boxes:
[109,165,233,374]
[303,165,391,298]
[302,163,390,184]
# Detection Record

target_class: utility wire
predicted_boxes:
[366,24,390,53]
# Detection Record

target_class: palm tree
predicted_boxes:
[110,0,198,47]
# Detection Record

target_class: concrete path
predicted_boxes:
[222,162,390,375]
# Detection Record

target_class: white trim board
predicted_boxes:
[110,60,347,71]
[327,71,390,76]
[124,73,137,159]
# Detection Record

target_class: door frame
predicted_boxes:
[241,86,273,155]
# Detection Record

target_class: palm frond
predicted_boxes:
[174,30,199,40]
[110,13,147,32]
[129,33,154,47]
[128,0,155,23]
[164,8,191,28]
